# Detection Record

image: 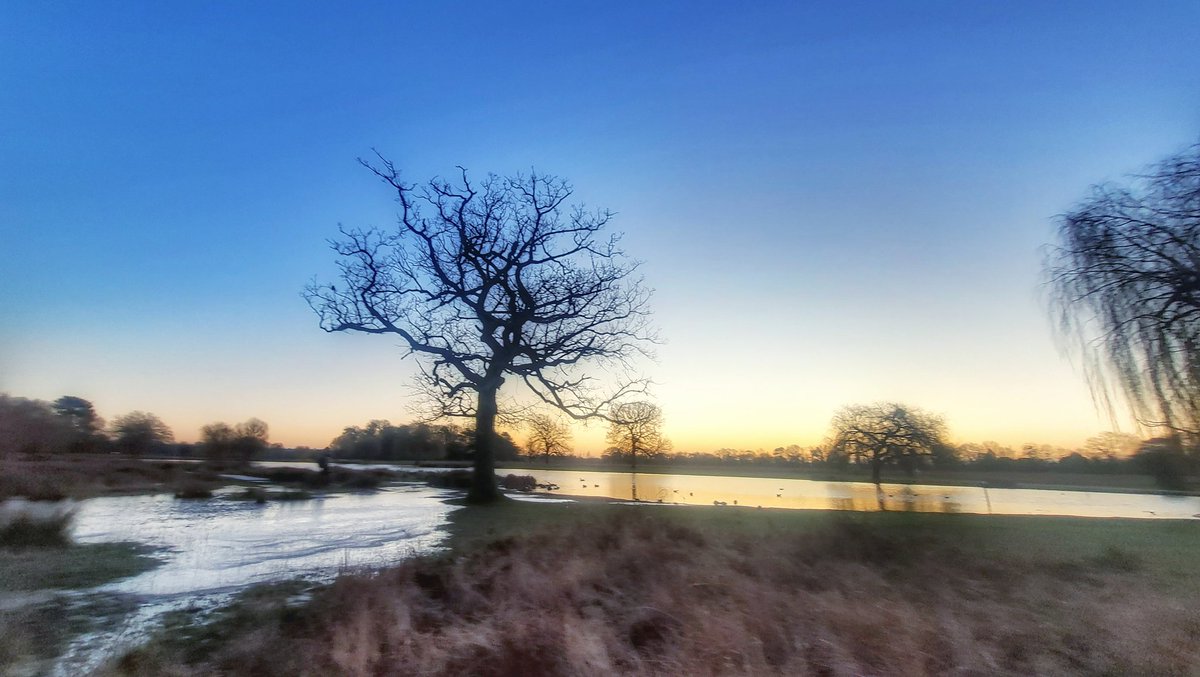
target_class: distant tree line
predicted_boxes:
[581,434,1194,486]
[328,420,520,463]
[3,391,1195,488]
[0,393,270,467]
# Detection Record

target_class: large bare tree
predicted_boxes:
[306,156,655,502]
[829,402,946,486]
[1046,144,1200,440]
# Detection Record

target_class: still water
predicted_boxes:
[507,468,1200,519]
[321,462,1200,520]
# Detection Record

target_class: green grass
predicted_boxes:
[445,498,1200,590]
[0,542,162,592]
[1,592,142,675]
[1,542,163,675]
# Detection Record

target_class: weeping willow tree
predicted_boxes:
[1046,144,1200,441]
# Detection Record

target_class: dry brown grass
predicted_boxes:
[0,455,221,500]
[110,510,1200,676]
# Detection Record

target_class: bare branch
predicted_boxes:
[305,156,658,501]
[1045,143,1200,440]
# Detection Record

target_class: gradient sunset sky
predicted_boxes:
[3,1,1199,453]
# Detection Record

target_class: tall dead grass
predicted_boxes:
[113,511,1199,676]
[0,455,220,500]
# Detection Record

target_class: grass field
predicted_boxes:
[107,499,1200,676]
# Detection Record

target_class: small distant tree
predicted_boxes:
[52,395,106,452]
[202,418,269,466]
[928,441,962,469]
[606,401,670,498]
[454,429,521,463]
[829,403,947,486]
[110,411,174,456]
[524,413,572,463]
[52,396,103,435]
[1083,431,1142,460]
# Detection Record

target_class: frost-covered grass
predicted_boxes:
[108,503,1200,676]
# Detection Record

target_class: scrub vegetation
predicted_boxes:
[107,503,1200,676]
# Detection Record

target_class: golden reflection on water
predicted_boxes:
[508,468,1200,519]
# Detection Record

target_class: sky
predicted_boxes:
[2,1,1199,454]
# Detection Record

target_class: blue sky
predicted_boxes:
[2,1,1198,451]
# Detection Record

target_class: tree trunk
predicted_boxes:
[630,437,639,501]
[468,385,501,503]
[871,457,882,486]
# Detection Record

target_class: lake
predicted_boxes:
[303,462,1200,519]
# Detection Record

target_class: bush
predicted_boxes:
[1136,446,1194,490]
[499,474,537,492]
[173,480,215,499]
[0,502,74,547]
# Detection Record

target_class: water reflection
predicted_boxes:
[495,468,1200,519]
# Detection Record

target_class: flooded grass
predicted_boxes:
[104,503,1200,676]
[0,541,162,676]
[0,542,162,592]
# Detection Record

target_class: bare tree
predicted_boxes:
[829,403,947,486]
[110,411,174,456]
[1083,431,1142,460]
[524,412,572,464]
[306,156,655,502]
[1046,143,1200,440]
[202,418,269,467]
[606,401,670,499]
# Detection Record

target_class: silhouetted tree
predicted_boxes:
[202,418,269,467]
[52,395,106,452]
[524,413,572,463]
[1083,431,1142,460]
[0,395,76,456]
[306,157,655,502]
[829,403,947,486]
[928,441,962,469]
[454,429,520,463]
[1133,436,1195,490]
[1047,144,1200,441]
[606,401,669,499]
[52,396,103,435]
[110,411,174,456]
[333,420,443,460]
